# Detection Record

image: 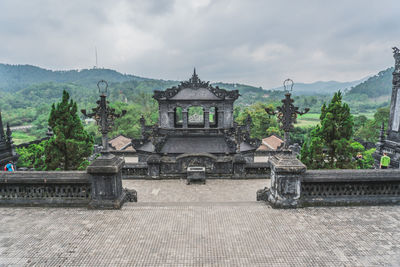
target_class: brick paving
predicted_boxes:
[1,180,400,266]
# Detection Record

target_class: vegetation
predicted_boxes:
[300,92,373,169]
[44,91,93,170]
[1,63,392,171]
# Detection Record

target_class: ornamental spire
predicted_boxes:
[0,111,4,142]
[190,67,199,84]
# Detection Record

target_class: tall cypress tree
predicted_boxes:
[300,91,355,169]
[44,90,93,170]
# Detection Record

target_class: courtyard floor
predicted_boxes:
[1,179,400,266]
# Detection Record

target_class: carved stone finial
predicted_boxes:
[6,122,13,144]
[0,111,4,142]
[379,122,385,142]
[190,68,199,84]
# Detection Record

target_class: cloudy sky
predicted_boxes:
[0,0,399,88]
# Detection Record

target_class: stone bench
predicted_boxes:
[187,166,206,185]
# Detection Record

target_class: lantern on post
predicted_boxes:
[265,79,309,149]
[81,80,126,158]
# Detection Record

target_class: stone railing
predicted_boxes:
[122,163,148,179]
[0,156,137,209]
[300,169,400,206]
[244,163,270,178]
[257,153,400,208]
[0,171,91,207]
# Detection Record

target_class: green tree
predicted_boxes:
[300,91,355,169]
[44,90,93,170]
[16,141,46,170]
[235,102,280,139]
[354,107,389,142]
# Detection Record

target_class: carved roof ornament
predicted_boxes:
[393,47,400,74]
[153,69,239,100]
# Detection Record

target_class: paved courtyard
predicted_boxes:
[1,180,400,266]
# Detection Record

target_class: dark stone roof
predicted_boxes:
[136,142,155,153]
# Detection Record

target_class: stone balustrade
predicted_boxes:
[257,153,400,208]
[0,171,91,207]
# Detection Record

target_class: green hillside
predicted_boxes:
[345,67,393,98]
[0,64,147,92]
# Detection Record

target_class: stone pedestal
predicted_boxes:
[87,154,134,209]
[258,152,306,208]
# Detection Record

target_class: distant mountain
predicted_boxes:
[345,67,393,98]
[0,64,148,92]
[270,78,368,96]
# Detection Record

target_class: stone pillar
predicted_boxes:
[168,110,175,129]
[233,154,246,178]
[147,155,161,179]
[182,108,188,128]
[87,155,136,209]
[217,110,224,129]
[204,107,210,128]
[257,152,306,208]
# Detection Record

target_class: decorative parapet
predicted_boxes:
[0,171,91,207]
[300,169,400,206]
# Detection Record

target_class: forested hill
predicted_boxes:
[0,64,147,92]
[271,79,366,95]
[345,67,393,98]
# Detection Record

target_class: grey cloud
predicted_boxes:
[0,0,399,88]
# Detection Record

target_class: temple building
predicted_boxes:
[0,112,19,168]
[374,47,400,168]
[131,70,261,178]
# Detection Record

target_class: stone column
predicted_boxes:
[257,152,306,208]
[87,155,136,209]
[182,108,188,128]
[168,110,175,129]
[217,110,224,129]
[204,107,210,128]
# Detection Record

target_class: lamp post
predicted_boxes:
[265,79,309,149]
[81,80,126,158]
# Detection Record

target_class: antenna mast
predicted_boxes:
[95,46,98,69]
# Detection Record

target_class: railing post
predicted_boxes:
[87,155,136,209]
[257,152,306,208]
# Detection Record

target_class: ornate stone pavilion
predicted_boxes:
[374,47,400,168]
[131,70,261,178]
[0,112,18,168]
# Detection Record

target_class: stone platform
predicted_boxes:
[1,180,400,266]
